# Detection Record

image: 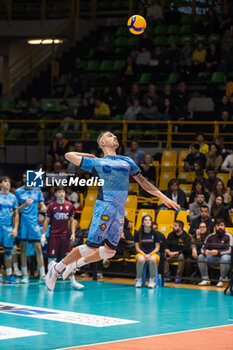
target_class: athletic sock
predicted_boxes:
[55,260,67,273]
[21,266,27,276]
[76,257,87,268]
[69,274,75,284]
[39,266,45,277]
[6,268,12,276]
[13,263,19,271]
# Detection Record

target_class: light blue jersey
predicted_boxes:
[15,186,44,224]
[80,155,140,248]
[0,192,17,227]
[80,155,140,207]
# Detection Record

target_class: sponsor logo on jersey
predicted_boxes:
[54,212,69,220]
[101,215,109,221]
[100,223,107,231]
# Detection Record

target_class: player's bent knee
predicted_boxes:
[4,249,12,260]
[79,244,96,257]
[99,246,116,259]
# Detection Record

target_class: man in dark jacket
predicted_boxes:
[164,220,191,283]
[198,218,233,287]
[189,205,214,235]
[184,143,206,171]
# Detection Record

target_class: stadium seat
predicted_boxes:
[128,37,140,46]
[181,14,194,24]
[114,36,128,47]
[0,99,15,111]
[178,171,195,183]
[167,73,180,84]
[179,184,192,194]
[57,74,68,86]
[115,26,128,36]
[138,73,151,85]
[161,150,177,164]
[217,173,231,188]
[226,227,233,235]
[152,160,159,187]
[180,35,193,45]
[125,208,136,234]
[125,195,137,211]
[128,183,139,195]
[161,161,177,173]
[209,72,225,84]
[135,209,155,231]
[168,35,180,45]
[194,34,207,44]
[113,60,124,71]
[153,36,167,46]
[156,210,175,226]
[154,25,167,35]
[84,193,97,207]
[41,99,60,112]
[5,129,22,140]
[159,172,176,191]
[176,210,189,226]
[86,60,100,71]
[99,60,113,71]
[158,224,173,238]
[208,34,220,43]
[179,24,191,34]
[167,25,180,35]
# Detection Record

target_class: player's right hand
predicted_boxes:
[41,234,47,247]
[25,199,33,207]
[162,196,180,210]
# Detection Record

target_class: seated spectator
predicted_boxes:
[196,133,209,154]
[140,154,155,184]
[191,222,210,260]
[217,95,232,115]
[219,42,233,72]
[59,100,78,131]
[128,84,141,102]
[190,193,209,223]
[93,98,110,119]
[25,97,43,120]
[141,96,158,120]
[189,180,209,205]
[76,98,93,119]
[7,99,27,119]
[189,205,214,235]
[115,217,135,258]
[94,33,113,59]
[82,133,95,154]
[112,86,127,116]
[208,180,229,207]
[151,45,163,77]
[164,179,187,210]
[205,143,223,172]
[158,97,176,120]
[121,56,138,85]
[193,160,203,174]
[138,31,153,51]
[181,41,193,61]
[192,41,207,71]
[84,86,97,106]
[125,140,145,166]
[180,57,197,82]
[194,169,205,183]
[136,46,151,72]
[164,221,191,283]
[46,133,69,171]
[102,86,113,108]
[198,218,232,287]
[43,186,56,206]
[184,143,206,172]
[205,43,220,72]
[214,136,229,160]
[164,41,181,73]
[134,215,160,288]
[66,187,81,210]
[143,84,159,106]
[172,81,189,120]
[210,194,232,227]
[147,0,164,25]
[204,167,220,193]
[221,149,233,173]
[124,98,142,121]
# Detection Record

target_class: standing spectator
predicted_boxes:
[210,194,232,227]
[184,143,206,171]
[205,43,220,72]
[189,193,209,223]
[93,98,110,119]
[125,140,145,166]
[46,133,69,171]
[140,154,155,184]
[196,133,209,154]
[208,180,229,207]
[189,205,214,235]
[219,42,233,72]
[198,218,232,287]
[124,98,142,121]
[192,41,207,71]
[205,143,223,172]
[134,215,160,288]
[164,179,187,210]
[164,221,191,283]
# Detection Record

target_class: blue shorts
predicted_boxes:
[0,225,14,248]
[18,221,41,241]
[86,200,125,249]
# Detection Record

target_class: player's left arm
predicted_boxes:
[65,152,97,166]
[133,173,180,210]
[70,216,75,242]
[11,208,19,238]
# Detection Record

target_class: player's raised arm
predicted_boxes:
[65,152,97,166]
[133,173,180,210]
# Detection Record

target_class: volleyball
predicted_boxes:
[127,15,147,35]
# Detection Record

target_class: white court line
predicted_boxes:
[53,323,233,350]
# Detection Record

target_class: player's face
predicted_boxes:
[101,132,119,149]
[56,190,66,200]
[1,179,10,191]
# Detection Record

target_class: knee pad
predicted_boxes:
[11,245,17,255]
[99,246,116,259]
[79,244,96,257]
[4,249,12,260]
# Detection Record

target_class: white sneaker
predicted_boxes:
[148,278,155,288]
[14,269,22,277]
[21,275,29,284]
[70,280,84,290]
[136,277,142,288]
[39,276,46,284]
[46,261,59,291]
[61,264,77,280]
[216,281,223,288]
[198,280,211,286]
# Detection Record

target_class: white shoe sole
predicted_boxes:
[46,261,57,291]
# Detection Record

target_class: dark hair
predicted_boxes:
[206,167,216,174]
[175,220,184,230]
[54,186,66,193]
[0,176,11,183]
[213,180,226,196]
[191,143,200,151]
[192,179,205,193]
[168,178,179,188]
[209,143,220,156]
[211,194,224,218]
[138,215,153,249]
[201,205,209,211]
[214,217,225,226]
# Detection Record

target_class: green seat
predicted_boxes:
[197,72,210,82]
[113,60,124,71]
[86,60,100,71]
[168,35,180,45]
[154,25,167,35]
[194,34,206,44]
[138,73,151,85]
[1,100,15,111]
[115,26,128,36]
[208,34,220,43]
[181,14,193,24]
[99,60,113,71]
[180,35,193,45]
[167,25,180,35]
[154,36,167,46]
[114,114,123,121]
[6,128,22,140]
[180,25,191,34]
[57,74,68,86]
[41,99,60,112]
[194,14,204,23]
[128,36,140,46]
[167,73,180,84]
[114,36,128,47]
[67,99,81,108]
[41,114,56,121]
[209,72,225,84]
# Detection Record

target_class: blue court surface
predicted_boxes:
[0,280,233,349]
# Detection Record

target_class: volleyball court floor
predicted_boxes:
[0,279,233,350]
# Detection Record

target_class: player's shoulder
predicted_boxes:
[15,186,24,194]
[8,192,17,199]
[117,155,135,164]
[64,199,73,207]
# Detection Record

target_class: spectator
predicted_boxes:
[59,100,78,131]
[181,41,193,61]
[203,8,219,34]
[151,45,163,78]
[136,46,151,71]
[136,0,147,18]
[198,218,232,287]
[124,98,142,121]
[46,133,69,171]
[164,179,187,210]
[125,140,145,166]
[47,161,68,186]
[67,142,83,173]
[76,97,93,119]
[164,41,181,73]
[196,133,209,154]
[84,86,97,106]
[143,84,159,106]
[95,33,113,59]
[205,43,220,72]
[147,0,164,25]
[205,143,223,172]
[219,4,233,32]
[184,143,206,171]
[7,99,27,119]
[25,97,43,120]
[214,136,229,161]
[158,97,176,120]
[94,98,110,119]
[128,84,141,103]
[140,154,155,184]
[114,217,135,258]
[189,179,209,205]
[112,86,127,116]
[221,149,233,173]
[192,41,207,71]
[172,81,189,120]
[82,132,95,154]
[191,222,210,260]
[43,187,56,206]
[204,167,220,193]
[121,56,138,85]
[217,95,231,115]
[134,215,160,288]
[190,193,209,223]
[164,221,191,283]
[219,42,233,72]
[102,86,113,108]
[141,96,158,120]
[189,205,214,235]
[138,31,153,51]
[208,180,229,207]
[180,57,197,82]
[66,187,81,210]
[210,194,232,227]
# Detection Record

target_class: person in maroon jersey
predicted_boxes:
[42,187,83,290]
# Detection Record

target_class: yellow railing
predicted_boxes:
[1,119,233,148]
